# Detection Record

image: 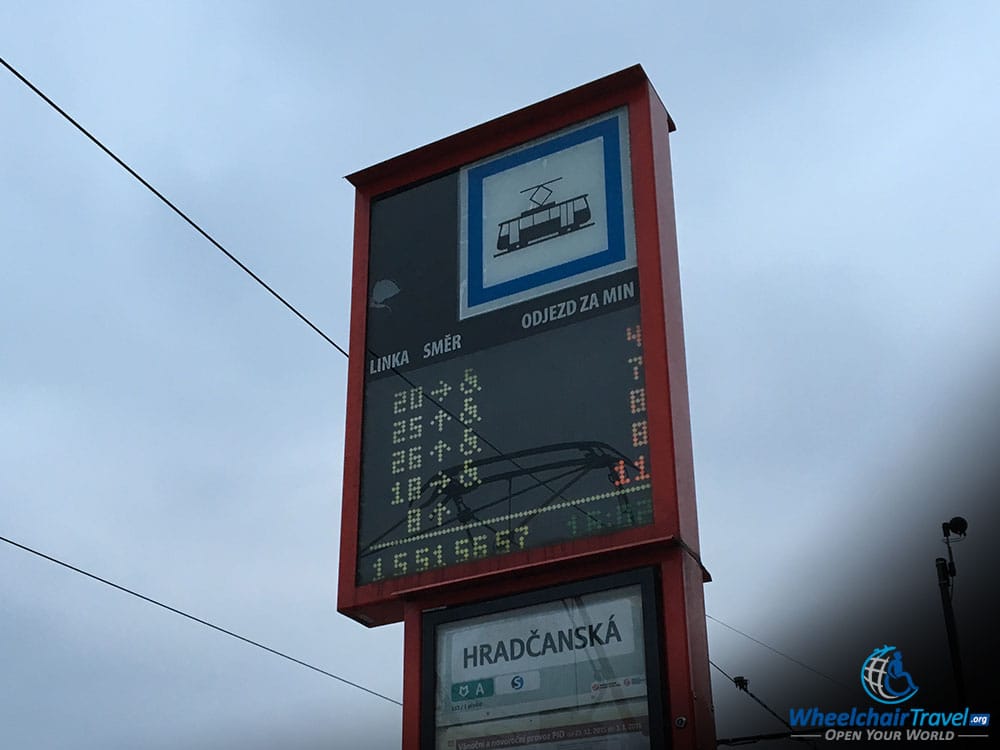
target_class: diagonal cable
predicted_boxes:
[0,533,401,707]
[707,614,852,693]
[0,54,347,357]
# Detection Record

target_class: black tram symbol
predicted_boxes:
[495,177,594,256]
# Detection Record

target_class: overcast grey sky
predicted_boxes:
[3,2,999,748]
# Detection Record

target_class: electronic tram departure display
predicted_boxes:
[356,111,653,585]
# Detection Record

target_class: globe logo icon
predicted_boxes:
[861,645,919,705]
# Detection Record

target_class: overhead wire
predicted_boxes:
[706,614,851,694]
[0,533,402,707]
[0,54,348,358]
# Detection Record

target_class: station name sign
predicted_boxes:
[423,571,665,750]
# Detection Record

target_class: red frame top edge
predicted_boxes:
[345,65,673,194]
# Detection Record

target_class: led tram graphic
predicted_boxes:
[495,178,593,256]
[357,319,653,585]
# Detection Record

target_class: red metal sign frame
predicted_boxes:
[339,64,701,626]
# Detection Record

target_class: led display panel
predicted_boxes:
[356,110,655,586]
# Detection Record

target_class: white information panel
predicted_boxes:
[430,581,656,750]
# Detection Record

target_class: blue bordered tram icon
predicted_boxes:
[860,645,920,705]
[459,109,636,320]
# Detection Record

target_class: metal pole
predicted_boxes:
[935,557,966,705]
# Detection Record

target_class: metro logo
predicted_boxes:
[450,678,494,702]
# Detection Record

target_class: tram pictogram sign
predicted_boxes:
[494,178,594,257]
[460,110,635,320]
